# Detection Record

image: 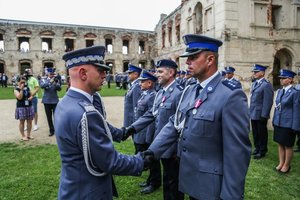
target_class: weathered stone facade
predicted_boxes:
[0,19,156,80]
[1,0,300,89]
[155,0,300,90]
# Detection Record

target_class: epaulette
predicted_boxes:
[176,85,184,91]
[78,101,96,112]
[149,91,156,96]
[222,79,241,90]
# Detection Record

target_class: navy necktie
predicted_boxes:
[279,89,285,101]
[195,84,203,99]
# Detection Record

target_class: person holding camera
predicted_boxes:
[14,76,34,141]
[40,68,61,136]
[24,68,40,131]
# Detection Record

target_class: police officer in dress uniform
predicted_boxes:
[273,69,300,173]
[123,64,142,127]
[148,69,161,92]
[125,59,184,199]
[224,66,242,88]
[133,70,157,153]
[143,34,251,200]
[54,46,146,200]
[184,70,197,88]
[294,68,300,152]
[40,68,61,136]
[133,70,157,190]
[250,64,274,159]
[179,70,187,87]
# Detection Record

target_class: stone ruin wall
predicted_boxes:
[0,20,156,80]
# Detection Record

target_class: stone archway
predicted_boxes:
[19,60,32,75]
[272,48,293,90]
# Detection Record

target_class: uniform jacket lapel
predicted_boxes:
[187,74,221,111]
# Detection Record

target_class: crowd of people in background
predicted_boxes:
[1,33,300,200]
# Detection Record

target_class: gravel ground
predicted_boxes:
[0,97,124,144]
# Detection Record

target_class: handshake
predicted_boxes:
[140,150,155,171]
[121,126,136,141]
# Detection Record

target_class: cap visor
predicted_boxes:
[180,49,203,57]
[93,63,111,71]
[278,75,289,78]
[138,77,149,81]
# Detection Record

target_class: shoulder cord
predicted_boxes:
[81,109,112,177]
[174,85,190,132]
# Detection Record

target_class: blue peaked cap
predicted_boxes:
[62,46,110,70]
[252,64,268,72]
[225,66,235,73]
[127,64,142,74]
[180,34,223,57]
[139,70,157,82]
[298,68,300,75]
[278,69,296,78]
[155,59,178,68]
[46,68,56,74]
[180,70,186,75]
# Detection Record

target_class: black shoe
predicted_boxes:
[140,185,158,194]
[252,149,259,155]
[49,133,54,137]
[253,153,265,159]
[139,182,149,187]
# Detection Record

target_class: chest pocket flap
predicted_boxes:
[161,102,172,109]
[193,109,215,121]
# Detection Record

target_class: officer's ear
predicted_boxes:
[205,52,216,67]
[79,67,88,81]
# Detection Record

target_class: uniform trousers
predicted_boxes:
[43,103,57,134]
[251,119,268,154]
[161,157,184,200]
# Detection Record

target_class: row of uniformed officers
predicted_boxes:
[54,33,300,200]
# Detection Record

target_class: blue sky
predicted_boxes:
[0,0,181,31]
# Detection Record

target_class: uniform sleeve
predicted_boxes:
[221,89,251,200]
[149,115,179,159]
[131,108,156,132]
[132,86,142,109]
[145,94,156,142]
[84,111,144,176]
[39,79,50,89]
[107,122,124,142]
[261,83,274,119]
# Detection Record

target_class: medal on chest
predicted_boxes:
[192,99,202,115]
[160,96,166,106]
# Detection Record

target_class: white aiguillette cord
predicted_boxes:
[174,85,191,132]
[81,109,112,177]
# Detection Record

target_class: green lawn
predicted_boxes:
[0,133,299,200]
[0,83,126,99]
